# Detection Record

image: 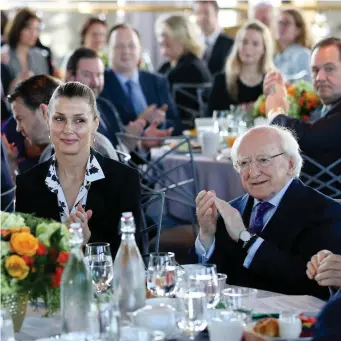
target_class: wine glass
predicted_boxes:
[188,264,220,309]
[177,291,208,340]
[147,252,177,297]
[84,242,114,296]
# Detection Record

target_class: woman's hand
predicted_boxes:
[69,204,93,245]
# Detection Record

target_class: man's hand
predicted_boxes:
[123,119,146,151]
[196,190,217,250]
[263,71,289,118]
[141,121,173,149]
[214,197,246,242]
[315,253,341,287]
[139,104,167,124]
[306,250,332,280]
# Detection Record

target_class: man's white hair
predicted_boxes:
[248,1,278,19]
[231,125,303,177]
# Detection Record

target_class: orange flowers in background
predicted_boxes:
[5,255,30,280]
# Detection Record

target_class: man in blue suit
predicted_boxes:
[193,125,341,300]
[100,23,182,136]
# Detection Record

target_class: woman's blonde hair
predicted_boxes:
[225,20,275,102]
[281,9,314,49]
[155,14,204,58]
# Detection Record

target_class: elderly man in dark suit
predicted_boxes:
[100,24,181,136]
[264,37,341,197]
[193,125,341,300]
[194,0,234,75]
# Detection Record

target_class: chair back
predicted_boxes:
[115,133,199,226]
[114,148,131,164]
[1,185,16,212]
[140,190,165,256]
[300,155,341,198]
[172,82,212,128]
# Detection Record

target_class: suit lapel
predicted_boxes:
[260,179,306,247]
[231,194,253,227]
[139,71,155,106]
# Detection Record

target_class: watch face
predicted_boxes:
[240,230,251,242]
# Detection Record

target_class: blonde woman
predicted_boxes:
[207,20,274,116]
[275,9,314,83]
[156,14,212,129]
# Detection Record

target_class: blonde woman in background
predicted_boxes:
[156,14,212,129]
[274,8,314,83]
[207,20,274,116]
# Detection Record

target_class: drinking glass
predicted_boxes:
[177,291,208,340]
[147,252,177,297]
[188,264,220,309]
[84,242,114,295]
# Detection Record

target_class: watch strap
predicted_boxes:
[243,235,258,251]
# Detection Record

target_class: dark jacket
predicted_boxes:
[190,179,341,300]
[15,151,142,257]
[207,72,264,117]
[158,53,212,129]
[272,98,341,197]
[101,69,181,135]
[207,33,234,76]
[1,139,15,212]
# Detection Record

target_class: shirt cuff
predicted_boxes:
[195,236,215,264]
[243,237,264,269]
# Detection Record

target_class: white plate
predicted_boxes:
[245,322,312,341]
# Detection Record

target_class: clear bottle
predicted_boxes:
[112,212,146,318]
[61,223,94,334]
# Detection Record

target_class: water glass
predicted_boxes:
[147,252,177,297]
[177,291,208,340]
[0,309,15,341]
[207,310,245,341]
[188,264,220,309]
[217,273,227,292]
[85,243,114,295]
[222,287,258,318]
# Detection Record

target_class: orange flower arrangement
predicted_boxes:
[1,212,70,314]
[253,80,321,120]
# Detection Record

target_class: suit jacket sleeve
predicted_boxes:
[271,113,341,158]
[158,76,182,135]
[15,173,30,214]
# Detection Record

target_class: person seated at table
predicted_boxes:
[193,125,341,300]
[206,21,274,117]
[274,8,313,83]
[264,37,341,197]
[100,23,182,135]
[15,82,141,256]
[307,250,341,297]
[155,13,212,129]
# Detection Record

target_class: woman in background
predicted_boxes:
[156,14,212,129]
[81,17,108,65]
[274,8,314,83]
[207,20,274,116]
[5,9,49,79]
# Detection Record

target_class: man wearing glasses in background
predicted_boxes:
[193,125,341,300]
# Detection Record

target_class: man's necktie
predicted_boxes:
[125,80,137,116]
[203,39,210,62]
[249,202,274,234]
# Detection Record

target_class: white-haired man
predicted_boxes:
[193,125,341,299]
[249,1,277,38]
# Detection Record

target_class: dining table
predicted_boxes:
[16,285,326,341]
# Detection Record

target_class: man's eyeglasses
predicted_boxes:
[235,152,286,172]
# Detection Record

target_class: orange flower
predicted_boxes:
[305,92,318,101]
[5,255,30,280]
[259,101,266,115]
[36,243,47,256]
[51,267,63,288]
[11,227,31,234]
[57,251,69,265]
[287,86,296,97]
[1,229,11,237]
[10,232,39,257]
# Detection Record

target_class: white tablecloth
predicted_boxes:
[151,148,245,222]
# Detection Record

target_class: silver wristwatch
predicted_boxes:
[238,230,253,248]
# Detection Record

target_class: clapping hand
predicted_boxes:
[196,190,218,250]
[141,121,173,149]
[69,204,93,245]
[214,197,246,242]
[306,249,332,280]
[139,104,167,124]
[315,253,341,287]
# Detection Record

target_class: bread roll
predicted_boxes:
[253,318,280,337]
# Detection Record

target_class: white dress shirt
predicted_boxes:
[202,27,222,61]
[195,178,294,267]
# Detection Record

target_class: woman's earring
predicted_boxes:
[48,135,51,140]
[93,135,96,143]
